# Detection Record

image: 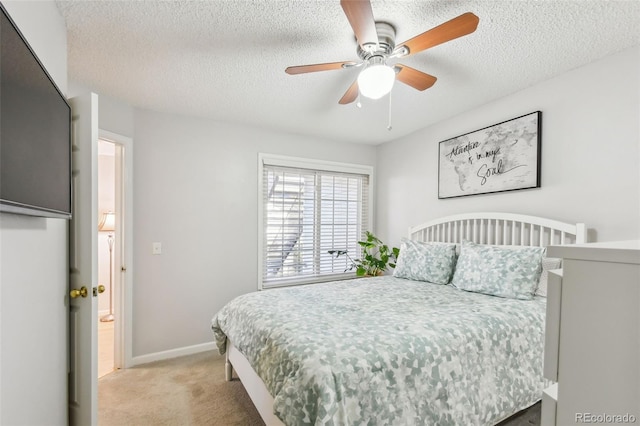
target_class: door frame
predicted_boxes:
[99,129,133,368]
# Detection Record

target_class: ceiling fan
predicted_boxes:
[285,0,479,105]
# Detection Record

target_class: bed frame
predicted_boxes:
[225,212,587,426]
[409,212,586,246]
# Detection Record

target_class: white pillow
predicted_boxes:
[536,257,563,297]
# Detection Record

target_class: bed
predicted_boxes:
[212,212,587,425]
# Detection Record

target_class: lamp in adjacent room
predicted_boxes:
[98,211,116,322]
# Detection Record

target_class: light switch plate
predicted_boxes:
[152,242,162,255]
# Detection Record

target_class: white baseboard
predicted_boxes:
[131,341,218,366]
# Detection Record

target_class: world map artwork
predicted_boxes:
[438,112,541,198]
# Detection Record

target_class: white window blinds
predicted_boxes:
[260,159,371,288]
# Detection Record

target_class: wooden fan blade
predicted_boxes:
[395,64,437,91]
[339,80,359,105]
[396,12,479,57]
[340,0,378,48]
[285,61,356,75]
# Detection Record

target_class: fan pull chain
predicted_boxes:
[387,90,393,131]
[356,92,362,109]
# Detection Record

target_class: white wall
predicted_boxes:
[107,46,640,360]
[1,1,633,419]
[69,81,136,139]
[132,110,377,357]
[64,32,639,366]
[376,46,640,248]
[0,1,68,424]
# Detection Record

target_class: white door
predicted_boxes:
[68,92,99,425]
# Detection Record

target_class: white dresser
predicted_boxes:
[542,240,640,425]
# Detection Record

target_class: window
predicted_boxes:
[258,154,373,289]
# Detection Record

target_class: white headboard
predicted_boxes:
[409,212,587,247]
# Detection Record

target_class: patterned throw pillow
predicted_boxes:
[393,240,457,284]
[535,257,563,297]
[451,240,545,300]
[485,245,562,297]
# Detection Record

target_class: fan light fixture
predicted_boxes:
[285,2,480,107]
[357,64,395,100]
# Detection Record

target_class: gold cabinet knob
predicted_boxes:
[70,286,89,299]
[97,285,106,294]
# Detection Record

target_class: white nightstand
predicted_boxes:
[542,240,640,425]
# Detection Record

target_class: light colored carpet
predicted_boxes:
[98,351,263,425]
[98,350,540,425]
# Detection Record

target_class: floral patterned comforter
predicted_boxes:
[211,276,547,426]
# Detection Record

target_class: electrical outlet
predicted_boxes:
[152,242,162,255]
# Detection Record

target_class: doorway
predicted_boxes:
[97,139,117,377]
[97,129,133,380]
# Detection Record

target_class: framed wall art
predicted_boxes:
[438,111,541,199]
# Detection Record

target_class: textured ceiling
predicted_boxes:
[56,0,640,145]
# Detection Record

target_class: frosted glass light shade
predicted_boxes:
[357,65,395,99]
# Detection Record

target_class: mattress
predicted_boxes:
[212,276,547,425]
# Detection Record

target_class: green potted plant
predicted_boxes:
[328,231,400,277]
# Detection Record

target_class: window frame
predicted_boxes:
[257,153,374,290]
